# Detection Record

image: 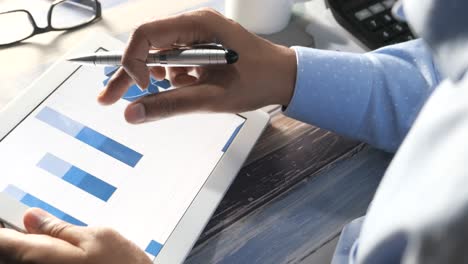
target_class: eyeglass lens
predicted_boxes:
[0,11,35,45]
[51,0,98,30]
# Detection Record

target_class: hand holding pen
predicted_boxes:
[97,8,297,124]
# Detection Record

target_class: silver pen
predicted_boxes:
[67,44,239,67]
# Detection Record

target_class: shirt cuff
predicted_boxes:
[283,46,374,138]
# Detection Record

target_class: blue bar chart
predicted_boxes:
[3,185,86,226]
[37,153,116,202]
[36,107,143,167]
[145,240,163,257]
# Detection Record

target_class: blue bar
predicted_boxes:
[36,107,143,167]
[37,152,72,177]
[37,153,116,202]
[222,123,244,152]
[145,240,163,257]
[36,106,84,136]
[3,185,86,226]
[75,128,142,167]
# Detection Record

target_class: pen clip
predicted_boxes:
[182,43,226,50]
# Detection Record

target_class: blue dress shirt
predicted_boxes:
[284,39,441,152]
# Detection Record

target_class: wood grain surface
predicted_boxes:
[187,145,392,263]
[195,114,361,245]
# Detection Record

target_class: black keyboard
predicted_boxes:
[326,0,415,50]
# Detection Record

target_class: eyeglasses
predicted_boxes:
[0,0,102,46]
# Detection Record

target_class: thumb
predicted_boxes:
[23,208,87,245]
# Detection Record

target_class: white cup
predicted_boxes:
[225,0,295,34]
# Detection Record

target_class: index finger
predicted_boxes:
[120,8,232,92]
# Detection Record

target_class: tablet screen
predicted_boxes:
[0,56,245,258]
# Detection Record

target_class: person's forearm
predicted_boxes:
[283,39,441,152]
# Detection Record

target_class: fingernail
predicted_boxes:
[127,103,146,123]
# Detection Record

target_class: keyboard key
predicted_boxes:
[391,23,405,34]
[355,9,372,21]
[379,30,391,41]
[382,13,394,24]
[365,19,380,31]
[369,3,386,14]
[382,0,396,9]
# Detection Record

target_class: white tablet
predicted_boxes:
[0,33,269,264]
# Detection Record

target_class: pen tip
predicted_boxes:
[66,55,96,64]
[67,57,81,62]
